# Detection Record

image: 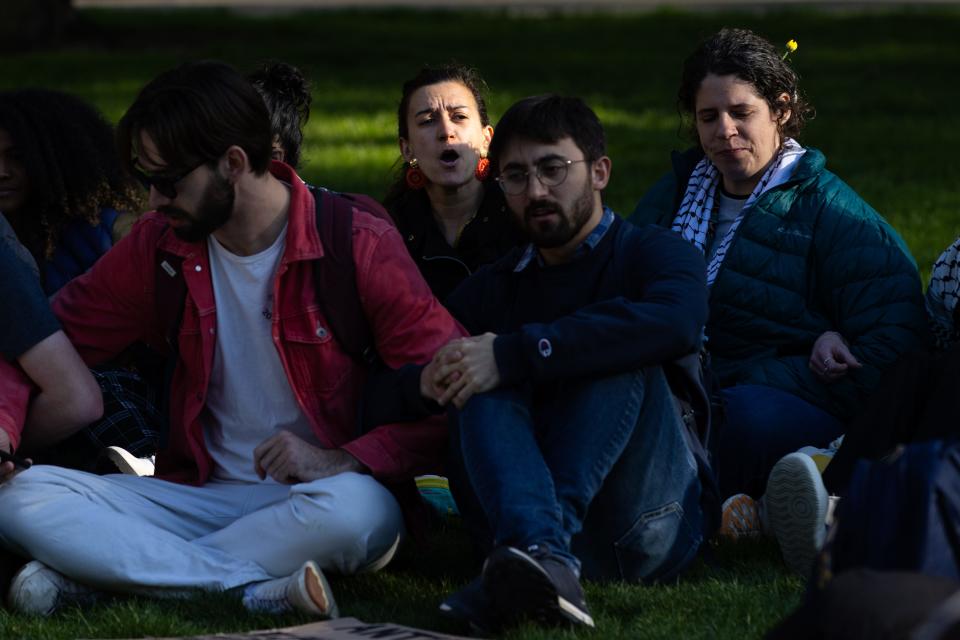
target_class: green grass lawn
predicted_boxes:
[0,5,957,638]
[2,5,959,275]
[0,527,803,639]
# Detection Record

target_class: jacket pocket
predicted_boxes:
[614,501,700,582]
[279,306,353,393]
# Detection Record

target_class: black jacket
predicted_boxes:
[388,183,523,302]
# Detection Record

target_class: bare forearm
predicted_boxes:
[17,331,103,453]
[21,388,102,451]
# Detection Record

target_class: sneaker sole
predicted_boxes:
[766,453,828,575]
[302,562,339,619]
[482,547,594,629]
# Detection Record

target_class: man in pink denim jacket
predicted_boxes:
[0,60,463,618]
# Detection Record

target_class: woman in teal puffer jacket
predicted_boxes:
[629,28,928,501]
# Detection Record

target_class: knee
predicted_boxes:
[0,465,67,509]
[291,474,403,572]
[454,387,530,441]
[0,466,72,541]
[457,387,525,421]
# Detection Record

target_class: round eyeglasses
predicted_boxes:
[496,158,589,195]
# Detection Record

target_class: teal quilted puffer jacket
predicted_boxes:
[629,146,928,421]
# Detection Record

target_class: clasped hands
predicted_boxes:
[420,333,500,409]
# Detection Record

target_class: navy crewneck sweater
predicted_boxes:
[446,215,709,387]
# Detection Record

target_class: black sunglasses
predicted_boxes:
[131,159,206,199]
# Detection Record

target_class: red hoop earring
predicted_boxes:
[475,157,490,181]
[405,159,426,189]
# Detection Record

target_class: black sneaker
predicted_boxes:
[438,576,497,634]
[481,546,594,629]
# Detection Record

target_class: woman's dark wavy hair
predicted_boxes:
[248,61,312,169]
[383,63,490,208]
[678,28,814,143]
[0,89,143,261]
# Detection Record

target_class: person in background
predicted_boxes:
[248,61,312,170]
[0,237,104,599]
[0,239,102,477]
[0,89,158,474]
[927,235,960,351]
[758,233,960,576]
[383,64,523,302]
[0,89,142,294]
[629,28,927,572]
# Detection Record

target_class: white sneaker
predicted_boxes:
[7,560,99,616]
[765,452,829,575]
[242,561,338,618]
[105,446,155,476]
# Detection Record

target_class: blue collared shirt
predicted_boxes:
[514,206,616,272]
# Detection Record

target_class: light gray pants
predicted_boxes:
[0,465,403,593]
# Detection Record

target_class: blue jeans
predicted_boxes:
[449,367,703,583]
[718,384,846,499]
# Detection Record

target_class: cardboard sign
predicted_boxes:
[97,617,475,640]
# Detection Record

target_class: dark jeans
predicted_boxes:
[718,384,845,499]
[449,367,703,583]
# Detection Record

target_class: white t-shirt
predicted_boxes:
[201,224,321,483]
[706,191,748,264]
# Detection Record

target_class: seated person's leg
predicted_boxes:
[446,368,703,629]
[195,471,404,577]
[446,423,494,565]
[453,385,565,561]
[569,367,703,583]
[0,466,274,614]
[447,385,588,629]
[0,466,398,616]
[719,384,845,498]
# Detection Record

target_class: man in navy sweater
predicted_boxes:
[419,95,712,631]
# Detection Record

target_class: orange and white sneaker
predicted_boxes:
[719,493,764,540]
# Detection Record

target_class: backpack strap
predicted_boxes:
[308,185,390,366]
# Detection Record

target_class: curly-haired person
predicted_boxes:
[0,89,143,294]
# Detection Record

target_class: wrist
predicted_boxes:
[823,330,849,347]
[339,449,369,474]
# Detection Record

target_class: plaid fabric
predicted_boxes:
[927,236,960,351]
[85,366,162,456]
[39,366,162,472]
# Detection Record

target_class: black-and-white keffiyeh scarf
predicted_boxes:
[927,236,960,350]
[671,138,806,287]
